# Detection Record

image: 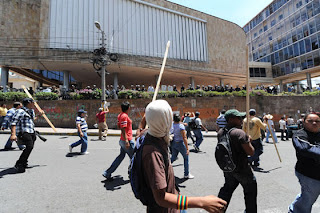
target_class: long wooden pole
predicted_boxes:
[152,41,171,102]
[21,85,57,132]
[266,121,282,162]
[246,47,250,133]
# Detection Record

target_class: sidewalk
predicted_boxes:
[0,127,283,138]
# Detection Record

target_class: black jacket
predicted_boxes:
[292,128,320,180]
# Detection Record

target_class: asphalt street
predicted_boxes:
[0,134,319,213]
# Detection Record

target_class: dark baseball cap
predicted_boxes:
[22,98,34,106]
[78,109,87,114]
[225,109,246,120]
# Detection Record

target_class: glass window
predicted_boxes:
[279,49,284,62]
[42,70,48,78]
[297,27,303,40]
[254,32,257,38]
[266,8,270,17]
[254,68,260,77]
[278,39,283,49]
[275,52,280,64]
[316,16,320,31]
[294,43,300,57]
[290,17,296,28]
[288,45,294,59]
[271,53,275,64]
[279,14,283,21]
[287,33,293,45]
[296,14,301,26]
[260,68,266,77]
[303,25,309,37]
[305,37,312,52]
[250,68,254,77]
[313,51,320,66]
[283,47,289,60]
[301,56,307,70]
[309,20,316,34]
[292,31,298,42]
[282,37,288,47]
[271,19,276,27]
[301,9,308,22]
[259,28,263,34]
[307,54,314,68]
[307,3,314,18]
[274,42,279,51]
[299,40,306,54]
[264,25,268,31]
[311,35,319,50]
[313,0,320,15]
[285,62,290,74]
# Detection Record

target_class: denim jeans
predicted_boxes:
[171,141,189,176]
[280,129,289,140]
[70,131,88,153]
[186,127,195,143]
[266,128,278,143]
[289,171,320,213]
[218,167,257,213]
[4,136,25,150]
[104,139,135,178]
[248,138,263,166]
[193,129,203,148]
[16,132,36,166]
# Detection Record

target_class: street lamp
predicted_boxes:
[94,21,106,107]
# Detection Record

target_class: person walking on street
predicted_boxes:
[0,103,8,128]
[217,109,257,213]
[192,112,208,152]
[96,107,109,140]
[3,102,25,150]
[265,114,278,143]
[289,113,320,213]
[69,109,89,155]
[139,100,227,213]
[243,109,267,167]
[10,98,43,173]
[171,113,194,179]
[279,117,289,141]
[102,101,135,181]
[216,109,227,131]
[183,112,195,143]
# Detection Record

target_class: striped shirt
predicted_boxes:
[11,107,35,134]
[76,116,88,132]
[216,114,227,129]
[2,108,16,129]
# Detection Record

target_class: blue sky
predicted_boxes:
[168,0,274,27]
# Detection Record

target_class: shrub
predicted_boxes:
[0,92,28,101]
[34,92,59,100]
[302,90,320,96]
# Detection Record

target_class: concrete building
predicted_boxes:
[0,0,248,90]
[244,0,320,90]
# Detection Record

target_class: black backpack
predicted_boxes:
[129,133,169,206]
[215,128,236,172]
[188,118,197,129]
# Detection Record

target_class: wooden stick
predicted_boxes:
[266,121,282,162]
[152,41,171,102]
[21,85,57,132]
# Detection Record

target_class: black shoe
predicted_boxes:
[14,165,26,173]
[4,147,15,150]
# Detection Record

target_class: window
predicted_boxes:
[284,47,289,60]
[307,55,314,68]
[313,51,320,66]
[303,25,309,37]
[264,25,268,31]
[259,28,263,34]
[279,14,283,21]
[311,35,319,50]
[313,0,320,15]
[297,27,303,40]
[254,32,257,38]
[309,20,316,34]
[288,45,294,59]
[271,19,276,27]
[293,43,300,57]
[296,14,301,26]
[299,40,306,54]
[275,52,280,64]
[269,35,273,41]
[305,37,312,52]
[307,3,313,18]
[301,10,308,22]
[292,32,297,42]
[296,1,302,8]
[279,49,284,62]
[249,68,267,77]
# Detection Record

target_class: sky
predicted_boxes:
[168,0,274,27]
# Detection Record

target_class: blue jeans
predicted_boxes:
[4,136,25,150]
[218,167,257,213]
[70,132,88,153]
[266,128,278,143]
[248,138,263,166]
[289,171,320,213]
[171,141,189,176]
[104,139,135,178]
[193,129,203,148]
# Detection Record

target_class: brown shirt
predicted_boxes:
[142,134,178,213]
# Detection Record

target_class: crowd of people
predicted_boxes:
[1,97,319,212]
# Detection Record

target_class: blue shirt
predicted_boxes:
[76,116,88,132]
[2,107,16,129]
[11,107,35,134]
[171,122,185,142]
[216,114,227,129]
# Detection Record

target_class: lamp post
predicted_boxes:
[94,21,106,107]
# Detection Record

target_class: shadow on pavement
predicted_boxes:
[189,149,206,154]
[0,148,21,152]
[172,163,183,168]
[65,152,82,157]
[59,136,69,139]
[102,175,129,191]
[0,165,45,178]
[253,166,281,173]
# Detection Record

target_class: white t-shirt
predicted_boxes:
[279,119,286,130]
[266,120,274,130]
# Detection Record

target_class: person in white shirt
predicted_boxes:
[287,116,295,126]
[279,117,289,141]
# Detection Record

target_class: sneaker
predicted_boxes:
[80,151,89,155]
[184,173,195,179]
[19,145,26,150]
[102,172,113,181]
[193,145,200,152]
[102,138,106,141]
[14,165,26,173]
[69,144,73,153]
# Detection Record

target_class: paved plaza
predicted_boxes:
[0,134,319,213]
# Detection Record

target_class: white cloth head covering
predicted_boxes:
[145,100,173,144]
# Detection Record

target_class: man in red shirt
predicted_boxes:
[95,107,109,140]
[102,101,135,181]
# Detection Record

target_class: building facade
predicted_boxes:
[244,0,320,89]
[0,0,247,90]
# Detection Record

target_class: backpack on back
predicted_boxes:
[129,133,168,206]
[188,118,197,130]
[215,128,236,172]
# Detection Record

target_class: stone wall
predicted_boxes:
[2,96,317,131]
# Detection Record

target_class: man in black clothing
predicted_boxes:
[217,109,257,213]
[289,113,320,213]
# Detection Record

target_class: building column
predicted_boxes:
[1,67,9,92]
[296,81,302,94]
[306,73,312,90]
[113,73,118,99]
[190,77,195,89]
[63,71,70,91]
[220,78,224,87]
[279,80,284,93]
